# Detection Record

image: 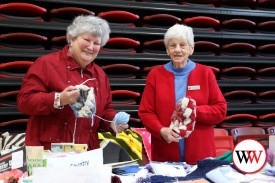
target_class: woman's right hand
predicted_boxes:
[60,85,80,105]
[160,127,180,143]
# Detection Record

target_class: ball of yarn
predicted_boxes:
[115,112,129,124]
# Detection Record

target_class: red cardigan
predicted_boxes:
[138,63,227,164]
[17,45,116,150]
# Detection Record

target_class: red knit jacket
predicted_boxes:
[17,45,116,150]
[138,63,227,164]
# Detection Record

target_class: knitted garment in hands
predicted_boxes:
[69,84,96,118]
[170,96,196,138]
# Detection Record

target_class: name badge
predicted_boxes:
[188,85,200,90]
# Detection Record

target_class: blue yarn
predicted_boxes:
[115,112,129,124]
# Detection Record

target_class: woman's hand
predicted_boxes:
[110,122,129,133]
[60,85,80,105]
[160,127,180,143]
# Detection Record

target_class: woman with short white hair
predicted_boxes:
[139,24,227,164]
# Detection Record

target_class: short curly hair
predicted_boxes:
[66,15,110,47]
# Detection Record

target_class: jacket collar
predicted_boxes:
[62,44,94,75]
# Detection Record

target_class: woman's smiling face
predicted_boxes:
[70,32,101,69]
[166,37,194,69]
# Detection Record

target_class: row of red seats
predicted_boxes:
[219,113,275,128]
[1,62,275,81]
[140,0,275,10]
[214,126,274,157]
[0,33,274,57]
[0,89,140,107]
[1,87,275,105]
[0,3,275,32]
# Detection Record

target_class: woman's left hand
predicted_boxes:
[110,122,129,133]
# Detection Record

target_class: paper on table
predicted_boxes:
[32,166,112,183]
[46,148,103,168]
[150,161,187,177]
[11,150,23,169]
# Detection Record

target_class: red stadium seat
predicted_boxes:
[98,10,139,27]
[220,66,256,80]
[49,7,95,23]
[101,64,140,79]
[0,90,19,107]
[221,42,256,56]
[111,90,140,105]
[0,32,48,49]
[214,128,234,157]
[0,61,33,78]
[221,19,256,33]
[100,37,140,53]
[194,41,220,55]
[230,127,265,144]
[223,90,256,104]
[210,66,220,74]
[141,14,181,28]
[141,65,161,78]
[0,3,46,21]
[214,128,229,136]
[142,39,166,54]
[181,0,218,7]
[257,21,275,34]
[219,114,256,128]
[257,90,275,103]
[256,113,275,127]
[256,67,275,80]
[0,119,28,134]
[257,0,275,10]
[256,44,275,57]
[50,36,67,50]
[182,16,220,31]
[220,0,256,9]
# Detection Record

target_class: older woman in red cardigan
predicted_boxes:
[138,24,227,165]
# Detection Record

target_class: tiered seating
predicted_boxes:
[0,0,274,134]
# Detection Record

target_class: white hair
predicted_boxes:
[66,15,110,47]
[164,24,194,48]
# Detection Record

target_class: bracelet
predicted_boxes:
[54,92,64,109]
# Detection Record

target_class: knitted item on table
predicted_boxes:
[69,84,96,118]
[169,96,196,138]
[264,166,275,176]
[150,159,231,182]
[206,165,246,183]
